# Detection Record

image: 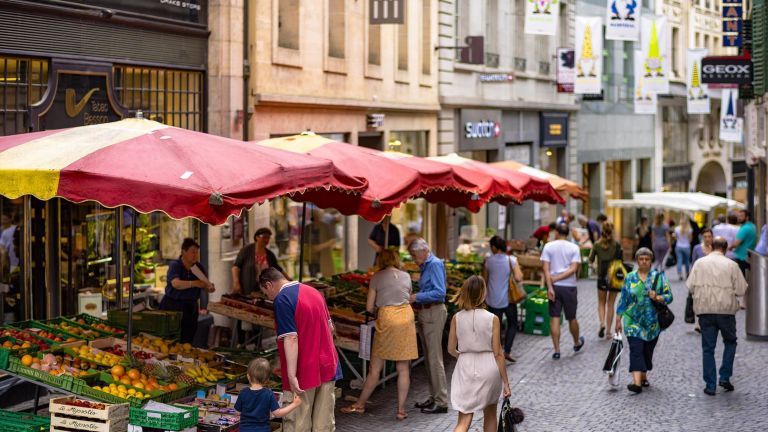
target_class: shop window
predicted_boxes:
[422,0,432,75]
[278,0,300,50]
[113,66,204,132]
[662,106,689,164]
[0,56,49,136]
[328,0,345,59]
[398,17,409,71]
[368,23,381,65]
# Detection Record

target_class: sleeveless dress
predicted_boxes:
[450,309,503,413]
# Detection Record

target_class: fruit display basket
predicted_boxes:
[8,321,79,344]
[108,309,181,338]
[70,373,147,408]
[129,403,199,429]
[40,317,113,341]
[0,409,51,432]
[7,356,77,392]
[66,314,126,336]
[0,336,39,370]
[49,396,129,421]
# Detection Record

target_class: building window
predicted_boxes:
[398,16,409,71]
[328,0,345,59]
[0,56,49,136]
[369,24,381,65]
[713,37,719,54]
[558,2,568,48]
[514,0,526,60]
[485,0,498,67]
[704,34,710,53]
[422,0,432,75]
[662,106,689,165]
[114,66,204,132]
[278,0,300,50]
[672,27,680,78]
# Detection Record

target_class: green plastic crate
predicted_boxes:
[66,314,127,336]
[0,409,50,432]
[522,298,562,336]
[129,404,199,430]
[0,336,39,370]
[8,321,77,344]
[8,356,76,391]
[40,317,112,340]
[108,309,181,337]
[70,373,145,407]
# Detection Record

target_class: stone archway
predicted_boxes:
[695,161,727,196]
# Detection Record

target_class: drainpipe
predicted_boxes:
[243,0,250,142]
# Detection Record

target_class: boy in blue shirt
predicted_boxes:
[235,358,301,432]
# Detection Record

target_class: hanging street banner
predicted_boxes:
[525,0,560,35]
[686,49,710,114]
[605,0,640,41]
[556,48,575,93]
[634,50,657,114]
[719,88,743,142]
[640,15,671,93]
[574,16,603,94]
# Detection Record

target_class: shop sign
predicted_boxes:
[722,5,742,17]
[556,48,575,93]
[31,62,126,131]
[458,110,502,151]
[701,58,752,84]
[50,0,206,25]
[540,113,569,147]
[366,113,385,128]
[640,15,671,94]
[525,0,559,35]
[686,49,710,114]
[663,164,692,184]
[370,0,405,24]
[479,73,515,82]
[719,88,743,142]
[605,0,641,41]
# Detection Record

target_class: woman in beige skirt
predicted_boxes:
[341,249,418,420]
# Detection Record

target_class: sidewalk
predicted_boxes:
[336,278,768,431]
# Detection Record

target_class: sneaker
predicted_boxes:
[504,353,517,363]
[574,336,585,352]
[719,381,735,392]
[627,384,642,394]
[703,388,716,396]
[552,352,560,360]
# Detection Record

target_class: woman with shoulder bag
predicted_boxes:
[589,222,623,339]
[483,236,524,363]
[615,247,674,394]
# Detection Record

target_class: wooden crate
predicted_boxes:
[50,412,128,432]
[49,396,129,421]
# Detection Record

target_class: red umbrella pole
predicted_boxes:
[126,207,137,354]
[298,202,307,282]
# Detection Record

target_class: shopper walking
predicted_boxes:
[651,214,670,272]
[483,236,523,362]
[635,215,652,252]
[615,247,673,394]
[341,250,418,420]
[713,214,739,259]
[674,218,693,280]
[258,268,340,432]
[589,222,623,339]
[691,228,713,264]
[541,224,584,360]
[408,238,449,414]
[448,275,511,432]
[687,237,748,395]
[730,209,757,277]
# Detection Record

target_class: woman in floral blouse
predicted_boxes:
[615,247,673,394]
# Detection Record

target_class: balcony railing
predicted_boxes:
[485,53,500,68]
[538,61,550,76]
[514,57,526,72]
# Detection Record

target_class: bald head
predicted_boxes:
[712,236,728,253]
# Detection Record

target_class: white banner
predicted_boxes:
[720,88,743,142]
[640,16,671,93]
[605,0,640,41]
[525,0,560,35]
[634,50,657,115]
[574,16,603,94]
[556,47,575,92]
[686,49,710,114]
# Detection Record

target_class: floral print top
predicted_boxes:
[616,269,673,341]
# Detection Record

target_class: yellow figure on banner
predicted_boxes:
[576,24,597,78]
[688,61,708,100]
[644,21,664,77]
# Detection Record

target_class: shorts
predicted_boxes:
[597,276,621,293]
[548,284,578,320]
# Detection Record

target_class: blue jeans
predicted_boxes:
[675,246,691,276]
[487,304,517,354]
[699,314,737,390]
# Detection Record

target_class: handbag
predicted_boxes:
[603,333,624,387]
[497,397,524,432]
[507,256,527,304]
[685,292,695,323]
[650,273,675,330]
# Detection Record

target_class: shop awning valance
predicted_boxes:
[607,192,745,213]
[0,118,367,224]
[491,160,588,200]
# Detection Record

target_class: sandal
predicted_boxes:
[552,352,561,360]
[340,405,365,415]
[598,326,605,339]
[396,410,408,420]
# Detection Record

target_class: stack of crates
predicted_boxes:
[521,285,563,336]
[49,396,129,432]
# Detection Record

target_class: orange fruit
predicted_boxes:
[133,382,145,390]
[21,355,33,366]
[119,376,132,385]
[127,369,140,380]
[111,365,125,377]
[2,341,12,348]
[168,383,178,390]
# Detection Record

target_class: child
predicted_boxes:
[235,358,301,432]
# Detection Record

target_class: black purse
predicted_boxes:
[685,293,695,324]
[498,397,524,432]
[650,273,675,330]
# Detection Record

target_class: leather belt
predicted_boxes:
[412,302,444,311]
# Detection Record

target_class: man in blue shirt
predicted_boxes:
[729,209,757,276]
[161,238,215,343]
[407,238,448,414]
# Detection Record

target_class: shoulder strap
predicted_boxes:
[651,272,661,292]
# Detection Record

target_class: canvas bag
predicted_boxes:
[507,256,527,304]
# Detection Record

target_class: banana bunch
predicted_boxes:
[185,364,225,383]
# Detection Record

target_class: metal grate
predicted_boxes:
[539,61,550,76]
[0,56,49,136]
[514,57,527,72]
[485,53,500,68]
[114,66,204,131]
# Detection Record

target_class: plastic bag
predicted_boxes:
[603,333,624,387]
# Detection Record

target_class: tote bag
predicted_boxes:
[507,257,527,304]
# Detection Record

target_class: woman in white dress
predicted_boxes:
[448,275,511,432]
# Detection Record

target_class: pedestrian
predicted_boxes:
[161,238,215,344]
[540,224,585,360]
[690,228,714,332]
[483,235,523,363]
[407,238,449,414]
[686,237,747,395]
[689,217,701,256]
[674,218,693,280]
[589,222,622,339]
[258,268,340,432]
[755,223,767,256]
[236,358,302,432]
[729,209,757,277]
[713,214,739,259]
[448,275,511,432]
[615,247,673,394]
[651,214,670,272]
[340,249,418,420]
[556,209,569,225]
[635,215,652,252]
[368,215,401,264]
[531,222,556,248]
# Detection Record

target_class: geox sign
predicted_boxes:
[700,57,753,84]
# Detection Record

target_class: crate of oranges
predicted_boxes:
[0,336,38,370]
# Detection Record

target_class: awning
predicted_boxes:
[491,160,588,200]
[607,192,745,213]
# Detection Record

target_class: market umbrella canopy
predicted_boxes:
[491,160,588,200]
[607,192,745,213]
[428,153,564,205]
[257,134,496,220]
[0,118,367,224]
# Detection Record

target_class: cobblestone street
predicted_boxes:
[336,278,768,431]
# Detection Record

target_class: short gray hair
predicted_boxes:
[408,238,430,253]
[635,247,654,260]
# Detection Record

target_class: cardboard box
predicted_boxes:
[50,396,129,421]
[78,293,103,317]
